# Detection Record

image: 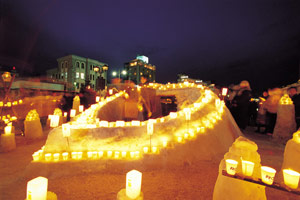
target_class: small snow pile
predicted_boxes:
[273,94,296,143]
[213,136,266,200]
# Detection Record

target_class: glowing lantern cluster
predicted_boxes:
[25,109,40,121]
[280,94,293,105]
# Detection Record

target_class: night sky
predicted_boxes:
[1,0,300,93]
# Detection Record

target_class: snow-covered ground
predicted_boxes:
[0,84,299,199]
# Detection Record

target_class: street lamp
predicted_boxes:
[112,69,127,79]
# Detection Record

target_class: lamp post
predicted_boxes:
[112,69,127,80]
[94,65,109,92]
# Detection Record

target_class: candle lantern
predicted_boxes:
[283,169,300,189]
[70,109,76,118]
[121,151,127,158]
[45,153,52,162]
[221,88,228,96]
[126,170,142,199]
[26,176,48,200]
[147,122,154,135]
[4,125,12,135]
[64,112,67,117]
[143,147,149,153]
[50,115,59,128]
[225,159,238,175]
[62,124,71,137]
[131,120,141,126]
[62,152,69,161]
[116,121,125,127]
[32,152,40,161]
[169,112,177,119]
[98,151,104,158]
[183,108,191,120]
[261,166,276,185]
[96,96,100,102]
[107,150,113,158]
[242,160,255,176]
[100,121,109,127]
[53,153,60,162]
[79,105,84,113]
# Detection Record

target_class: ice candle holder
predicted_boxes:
[261,166,276,185]
[225,159,238,175]
[242,160,255,176]
[283,169,300,189]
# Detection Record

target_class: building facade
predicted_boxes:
[124,55,156,85]
[46,55,108,92]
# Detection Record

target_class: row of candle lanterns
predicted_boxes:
[0,99,23,107]
[27,169,143,200]
[225,159,300,190]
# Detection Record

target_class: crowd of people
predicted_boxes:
[221,80,300,135]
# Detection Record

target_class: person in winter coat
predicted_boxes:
[231,80,252,130]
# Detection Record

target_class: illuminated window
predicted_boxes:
[81,73,84,79]
[76,62,79,68]
[140,72,143,75]
[81,63,85,69]
[76,72,79,78]
[65,72,67,79]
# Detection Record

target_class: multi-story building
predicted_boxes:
[46,55,108,92]
[124,55,156,85]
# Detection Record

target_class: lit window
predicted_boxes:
[76,72,79,78]
[65,72,67,79]
[81,73,84,79]
[140,72,143,75]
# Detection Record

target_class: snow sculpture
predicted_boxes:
[213,136,266,200]
[280,130,300,189]
[72,95,80,113]
[273,94,296,143]
[53,108,63,125]
[24,109,43,139]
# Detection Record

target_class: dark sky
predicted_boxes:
[1,0,300,92]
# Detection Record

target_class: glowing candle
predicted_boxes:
[242,160,255,176]
[114,151,120,159]
[131,120,141,126]
[143,147,149,153]
[70,109,76,118]
[50,115,59,128]
[160,118,165,123]
[4,125,12,135]
[126,170,142,199]
[96,96,100,102]
[7,102,11,107]
[45,153,52,162]
[107,150,113,158]
[87,151,93,159]
[64,112,67,117]
[184,133,189,139]
[100,121,108,127]
[62,123,71,137]
[109,89,113,95]
[189,130,195,137]
[147,121,154,135]
[135,151,140,158]
[177,136,183,143]
[62,152,69,161]
[169,112,177,119]
[222,88,228,96]
[32,152,40,161]
[53,153,60,162]
[194,102,201,108]
[98,151,104,158]
[225,159,238,175]
[122,151,127,158]
[183,108,191,120]
[71,152,78,160]
[0,101,3,106]
[116,121,125,127]
[77,152,83,159]
[19,99,23,104]
[130,151,135,158]
[151,146,157,153]
[283,169,300,189]
[261,166,276,185]
[27,176,48,200]
[79,105,84,113]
